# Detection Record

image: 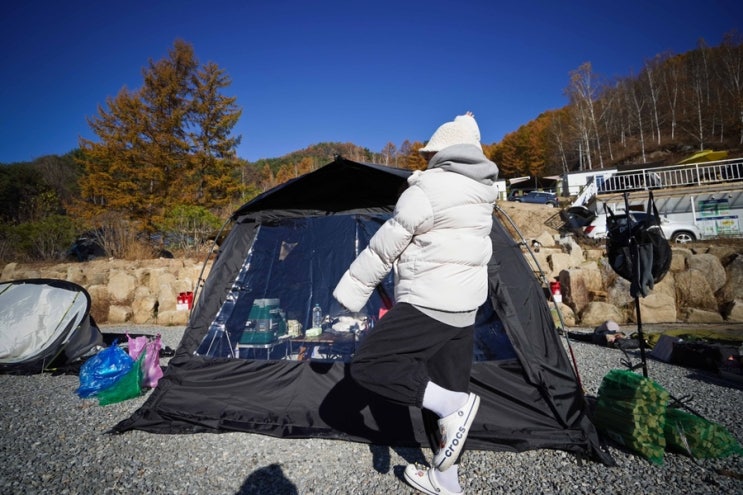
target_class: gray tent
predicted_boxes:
[0,278,102,374]
[114,157,613,465]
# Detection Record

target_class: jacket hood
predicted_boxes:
[426,143,499,185]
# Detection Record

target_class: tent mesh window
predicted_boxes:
[195,214,396,362]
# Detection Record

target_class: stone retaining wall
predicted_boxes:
[1,258,210,326]
[2,237,742,327]
[526,233,743,326]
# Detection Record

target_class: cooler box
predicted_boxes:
[240,298,287,344]
[239,330,279,345]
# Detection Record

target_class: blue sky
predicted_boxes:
[1,0,742,164]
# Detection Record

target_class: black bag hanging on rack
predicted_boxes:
[605,191,672,298]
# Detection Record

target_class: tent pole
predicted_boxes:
[192,217,234,314]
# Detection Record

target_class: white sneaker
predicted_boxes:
[432,393,480,471]
[403,464,463,495]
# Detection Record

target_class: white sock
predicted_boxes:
[422,381,469,418]
[433,464,462,493]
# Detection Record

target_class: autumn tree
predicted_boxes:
[491,114,556,181]
[398,140,427,170]
[78,40,242,229]
[184,61,243,207]
[259,163,277,192]
[275,163,295,184]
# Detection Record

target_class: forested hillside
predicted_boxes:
[492,33,743,179]
[2,34,742,263]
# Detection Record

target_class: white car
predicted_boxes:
[582,212,701,244]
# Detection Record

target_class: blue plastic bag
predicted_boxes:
[96,352,144,406]
[76,340,134,398]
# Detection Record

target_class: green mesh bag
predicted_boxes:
[594,369,670,464]
[665,407,743,459]
[97,351,144,406]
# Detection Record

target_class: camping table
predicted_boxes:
[235,334,290,360]
[290,332,355,361]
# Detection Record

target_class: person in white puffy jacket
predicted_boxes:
[333,112,499,495]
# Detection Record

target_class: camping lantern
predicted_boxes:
[550,281,562,303]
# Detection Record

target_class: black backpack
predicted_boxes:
[605,191,672,298]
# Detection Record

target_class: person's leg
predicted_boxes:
[350,303,457,407]
[421,381,468,417]
[427,323,474,393]
[422,326,475,492]
[352,305,475,493]
[421,324,474,451]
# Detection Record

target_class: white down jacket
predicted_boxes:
[333,144,499,313]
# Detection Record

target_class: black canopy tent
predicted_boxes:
[114,157,613,465]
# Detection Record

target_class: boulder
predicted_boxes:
[718,255,743,304]
[550,302,576,328]
[651,274,676,300]
[108,304,133,324]
[557,236,585,267]
[703,244,741,266]
[606,277,635,308]
[157,309,190,326]
[687,253,726,293]
[534,231,556,248]
[675,269,719,312]
[561,267,604,316]
[584,248,605,262]
[548,252,574,277]
[525,250,549,277]
[107,270,137,303]
[680,308,724,323]
[84,268,108,286]
[132,295,158,324]
[65,264,87,285]
[156,282,177,312]
[670,248,691,272]
[579,301,626,326]
[630,292,677,323]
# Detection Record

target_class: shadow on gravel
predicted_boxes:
[236,463,297,495]
[369,444,428,474]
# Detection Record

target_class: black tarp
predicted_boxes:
[114,157,613,465]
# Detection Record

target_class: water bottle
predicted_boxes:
[312,304,323,329]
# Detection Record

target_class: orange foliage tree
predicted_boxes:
[78,40,243,229]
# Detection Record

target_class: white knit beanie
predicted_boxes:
[419,113,482,153]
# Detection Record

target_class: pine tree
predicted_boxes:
[78,40,242,227]
[185,61,243,208]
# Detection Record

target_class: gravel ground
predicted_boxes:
[1,324,742,495]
